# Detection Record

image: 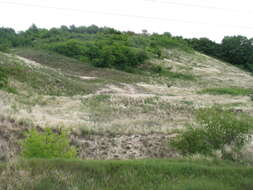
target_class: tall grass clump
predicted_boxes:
[170,107,253,160]
[0,67,7,89]
[199,87,253,96]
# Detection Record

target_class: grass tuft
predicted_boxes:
[199,87,253,96]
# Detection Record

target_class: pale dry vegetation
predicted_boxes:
[1,49,253,160]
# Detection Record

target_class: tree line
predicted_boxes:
[186,36,253,72]
[0,24,253,73]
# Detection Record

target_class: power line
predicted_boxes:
[144,0,253,14]
[1,1,253,30]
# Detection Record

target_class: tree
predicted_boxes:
[221,36,253,67]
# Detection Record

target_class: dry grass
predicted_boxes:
[1,50,253,159]
[1,50,253,135]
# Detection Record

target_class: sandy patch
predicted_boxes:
[79,76,96,80]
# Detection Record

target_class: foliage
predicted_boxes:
[50,39,149,70]
[0,24,193,72]
[187,38,222,58]
[187,36,253,72]
[2,24,253,73]
[221,36,253,68]
[170,126,213,155]
[170,107,253,160]
[20,128,77,159]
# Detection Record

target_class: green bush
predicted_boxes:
[0,43,10,52]
[170,107,253,159]
[20,128,77,159]
[170,127,213,155]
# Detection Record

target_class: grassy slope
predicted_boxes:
[1,48,253,189]
[1,159,253,190]
[13,48,151,84]
[1,48,253,147]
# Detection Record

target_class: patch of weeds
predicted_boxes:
[199,87,253,96]
[82,95,111,107]
[163,71,196,81]
[221,102,245,108]
[10,103,19,113]
[138,63,196,81]
[181,100,194,105]
[249,94,253,101]
[144,96,159,105]
[151,65,196,81]
[16,94,53,107]
[0,65,17,93]
[81,95,113,121]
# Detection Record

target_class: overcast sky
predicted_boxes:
[0,0,253,42]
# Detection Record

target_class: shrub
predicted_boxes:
[170,107,253,160]
[20,128,77,159]
[51,40,85,58]
[0,43,10,52]
[170,127,213,155]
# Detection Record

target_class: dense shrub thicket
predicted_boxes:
[1,24,253,72]
[0,24,193,72]
[51,40,148,69]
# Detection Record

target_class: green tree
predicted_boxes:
[221,36,253,68]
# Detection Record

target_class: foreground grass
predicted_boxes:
[199,87,253,96]
[1,159,253,190]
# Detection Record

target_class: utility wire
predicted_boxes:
[1,1,253,30]
[144,0,253,14]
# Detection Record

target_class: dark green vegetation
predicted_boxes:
[199,87,253,96]
[1,25,253,73]
[0,25,191,74]
[13,48,150,84]
[187,36,253,72]
[21,128,77,159]
[170,107,253,160]
[0,67,7,89]
[1,159,253,190]
[0,65,16,93]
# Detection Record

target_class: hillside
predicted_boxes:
[0,47,253,160]
[1,42,253,189]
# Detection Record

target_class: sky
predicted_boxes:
[0,0,253,42]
